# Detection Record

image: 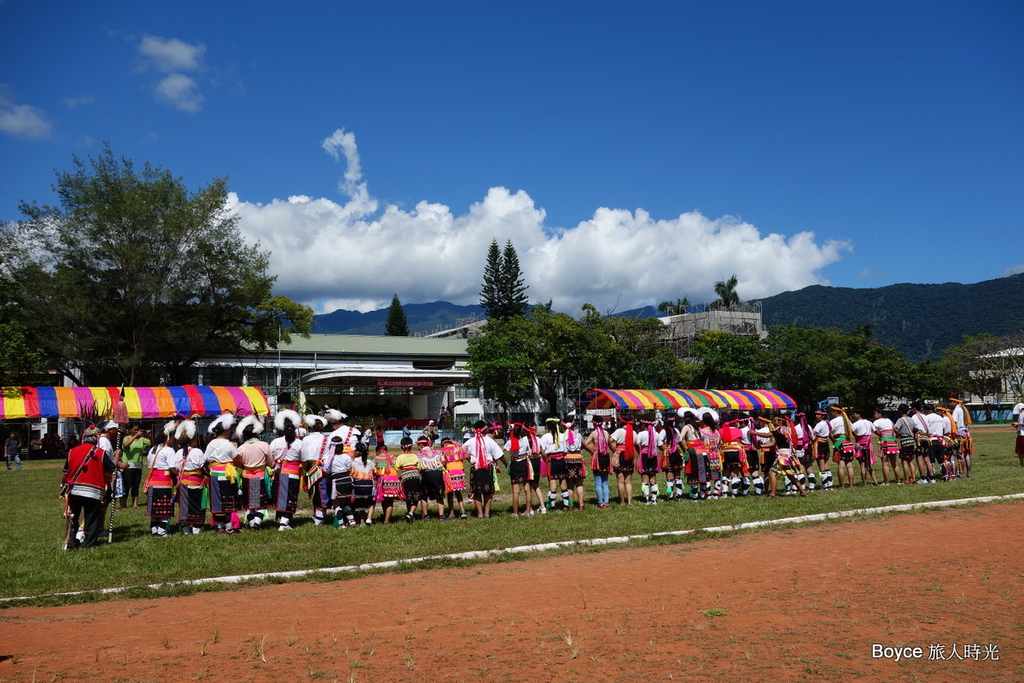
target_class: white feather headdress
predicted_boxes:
[274,409,301,432]
[208,412,236,435]
[162,420,178,437]
[325,408,346,423]
[304,414,327,429]
[175,420,197,442]
[235,414,264,440]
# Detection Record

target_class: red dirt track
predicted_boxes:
[1,502,1021,682]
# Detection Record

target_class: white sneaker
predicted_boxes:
[278,524,293,531]
[76,530,86,543]
[538,506,547,514]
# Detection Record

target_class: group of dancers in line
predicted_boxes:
[132,395,974,535]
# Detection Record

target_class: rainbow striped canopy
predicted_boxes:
[585,388,797,411]
[0,386,269,421]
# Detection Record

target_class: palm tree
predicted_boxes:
[657,297,690,316]
[712,275,740,310]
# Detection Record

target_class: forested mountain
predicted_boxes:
[311,274,1024,361]
[756,273,1024,361]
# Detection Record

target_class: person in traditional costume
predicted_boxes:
[948,398,972,477]
[440,437,469,519]
[582,415,612,508]
[765,415,807,497]
[609,416,636,505]
[233,415,273,529]
[811,410,834,490]
[540,416,571,510]
[299,414,334,526]
[464,420,506,518]
[506,423,535,517]
[61,426,127,548]
[892,404,920,483]
[921,404,949,481]
[395,437,423,522]
[934,406,957,480]
[374,443,403,524]
[850,408,879,486]
[659,414,685,501]
[872,408,899,485]
[828,406,856,488]
[523,422,547,514]
[269,410,303,530]
[205,412,240,533]
[790,412,815,493]
[350,441,376,524]
[324,410,358,527]
[175,420,208,534]
[562,417,586,510]
[635,416,663,505]
[696,409,724,497]
[719,415,748,497]
[146,421,181,536]
[416,435,448,520]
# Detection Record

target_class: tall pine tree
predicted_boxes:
[385,293,409,336]
[479,239,529,319]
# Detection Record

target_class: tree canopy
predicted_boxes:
[478,239,529,320]
[385,293,409,336]
[5,145,312,386]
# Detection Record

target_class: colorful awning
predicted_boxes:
[0,386,269,421]
[584,388,797,411]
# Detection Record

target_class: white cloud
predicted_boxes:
[137,36,206,112]
[857,267,889,279]
[139,35,205,72]
[62,96,95,108]
[0,90,52,139]
[235,129,850,314]
[1002,264,1024,277]
[154,74,203,113]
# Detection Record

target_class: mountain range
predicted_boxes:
[311,273,1024,362]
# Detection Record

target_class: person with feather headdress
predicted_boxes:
[205,412,240,533]
[145,420,182,536]
[175,419,208,534]
[828,405,857,489]
[234,414,273,530]
[299,413,334,526]
[270,409,304,530]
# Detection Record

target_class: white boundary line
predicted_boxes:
[5,493,1023,604]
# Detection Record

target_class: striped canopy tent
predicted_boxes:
[0,386,270,421]
[584,388,797,412]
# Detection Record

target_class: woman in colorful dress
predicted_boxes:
[374,443,403,524]
[146,421,180,536]
[767,415,807,497]
[506,423,534,517]
[328,434,356,527]
[562,418,586,511]
[416,435,447,520]
[269,410,303,531]
[175,420,208,535]
[235,415,274,530]
[395,437,424,522]
[540,417,570,510]
[524,422,546,515]
[205,412,239,533]
[660,415,684,501]
[440,437,469,519]
[350,441,376,525]
[678,410,705,500]
[609,416,636,505]
[635,417,663,505]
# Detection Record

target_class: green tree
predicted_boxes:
[478,239,529,320]
[690,330,769,388]
[466,316,539,419]
[711,274,740,310]
[385,293,409,336]
[6,145,313,386]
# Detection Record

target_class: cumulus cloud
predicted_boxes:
[139,35,205,72]
[0,90,52,139]
[1003,264,1024,277]
[235,128,850,314]
[154,74,203,112]
[137,35,206,112]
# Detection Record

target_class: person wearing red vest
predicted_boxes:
[62,426,126,549]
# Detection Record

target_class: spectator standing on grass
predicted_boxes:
[5,431,21,470]
[120,423,150,508]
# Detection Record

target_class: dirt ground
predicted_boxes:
[1,502,1021,683]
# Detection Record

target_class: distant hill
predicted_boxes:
[313,301,485,335]
[756,273,1024,362]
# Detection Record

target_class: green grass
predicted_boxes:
[1,429,1021,604]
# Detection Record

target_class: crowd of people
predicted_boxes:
[59,397,987,546]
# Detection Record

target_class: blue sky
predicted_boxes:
[2,1,1021,314]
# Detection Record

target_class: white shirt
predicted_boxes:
[539,431,566,455]
[269,436,302,463]
[950,405,968,435]
[328,425,361,453]
[299,432,330,463]
[464,434,504,467]
[829,416,846,437]
[873,417,894,436]
[204,437,238,464]
[179,446,207,471]
[634,427,664,455]
[924,412,948,437]
[151,444,181,470]
[813,420,831,440]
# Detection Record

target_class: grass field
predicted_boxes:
[1,429,1021,604]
